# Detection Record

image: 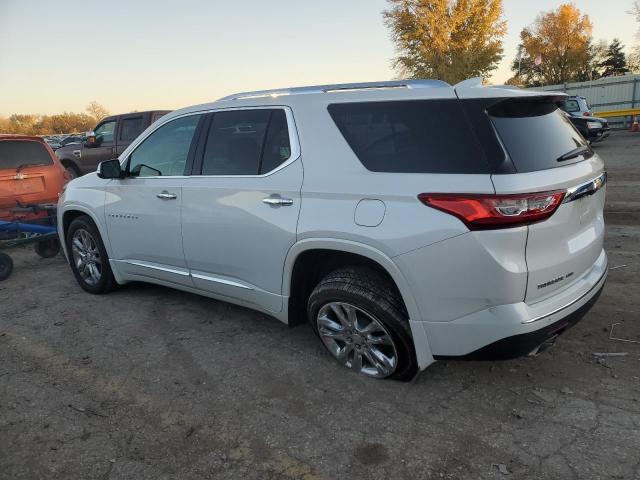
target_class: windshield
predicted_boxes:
[0,140,53,169]
[488,99,590,172]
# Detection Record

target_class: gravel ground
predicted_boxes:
[1,132,639,480]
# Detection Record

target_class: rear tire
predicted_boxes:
[307,266,418,381]
[66,216,115,294]
[35,239,60,258]
[0,252,13,281]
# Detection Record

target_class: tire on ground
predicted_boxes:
[0,252,14,281]
[307,266,418,381]
[66,215,116,294]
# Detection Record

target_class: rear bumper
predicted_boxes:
[433,276,604,360]
[588,128,610,143]
[417,249,607,359]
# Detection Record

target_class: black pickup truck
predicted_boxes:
[55,110,170,178]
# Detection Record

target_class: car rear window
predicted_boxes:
[563,99,580,113]
[0,140,53,169]
[488,98,591,172]
[328,100,489,174]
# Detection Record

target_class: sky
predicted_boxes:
[0,0,637,116]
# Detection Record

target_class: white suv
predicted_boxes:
[58,78,607,380]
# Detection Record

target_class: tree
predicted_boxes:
[383,0,506,84]
[629,1,640,73]
[516,4,593,86]
[85,101,110,122]
[599,39,629,76]
[576,39,608,82]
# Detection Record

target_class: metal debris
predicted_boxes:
[609,323,640,344]
[492,463,510,475]
[609,264,628,270]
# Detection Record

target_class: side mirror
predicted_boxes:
[97,159,123,179]
[85,132,99,147]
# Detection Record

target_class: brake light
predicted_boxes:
[583,112,590,117]
[418,191,565,230]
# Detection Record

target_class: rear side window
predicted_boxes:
[0,141,53,169]
[200,109,291,176]
[563,99,580,113]
[120,116,144,142]
[327,100,488,174]
[489,99,590,172]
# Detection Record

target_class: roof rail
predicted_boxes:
[218,79,450,101]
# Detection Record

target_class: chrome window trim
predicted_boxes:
[119,106,301,179]
[562,172,607,204]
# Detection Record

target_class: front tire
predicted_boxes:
[66,216,115,294]
[307,267,418,381]
[63,162,80,180]
[0,252,14,281]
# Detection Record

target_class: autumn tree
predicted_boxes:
[514,4,593,86]
[383,0,506,83]
[0,112,97,135]
[85,101,110,122]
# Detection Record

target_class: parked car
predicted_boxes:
[59,135,85,148]
[561,95,592,117]
[55,110,169,179]
[565,112,611,143]
[58,79,607,380]
[1,135,69,219]
[43,136,62,151]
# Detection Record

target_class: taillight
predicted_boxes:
[583,112,590,117]
[418,191,565,230]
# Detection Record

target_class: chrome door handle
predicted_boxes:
[263,196,293,207]
[156,191,177,200]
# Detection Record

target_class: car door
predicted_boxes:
[78,118,118,173]
[104,113,204,287]
[181,107,303,313]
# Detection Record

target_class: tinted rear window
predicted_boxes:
[328,100,489,174]
[489,99,590,172]
[0,141,53,169]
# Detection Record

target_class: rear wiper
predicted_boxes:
[557,145,591,162]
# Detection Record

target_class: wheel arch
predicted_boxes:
[60,159,81,176]
[283,239,434,369]
[60,205,111,261]
[284,239,419,320]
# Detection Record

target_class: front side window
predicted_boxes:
[94,121,116,144]
[120,116,144,142]
[128,115,201,177]
[200,109,291,176]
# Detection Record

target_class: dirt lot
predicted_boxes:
[1,132,639,480]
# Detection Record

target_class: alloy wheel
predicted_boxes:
[71,228,102,286]
[316,302,398,378]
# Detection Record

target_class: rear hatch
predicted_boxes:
[0,140,53,206]
[473,95,606,302]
